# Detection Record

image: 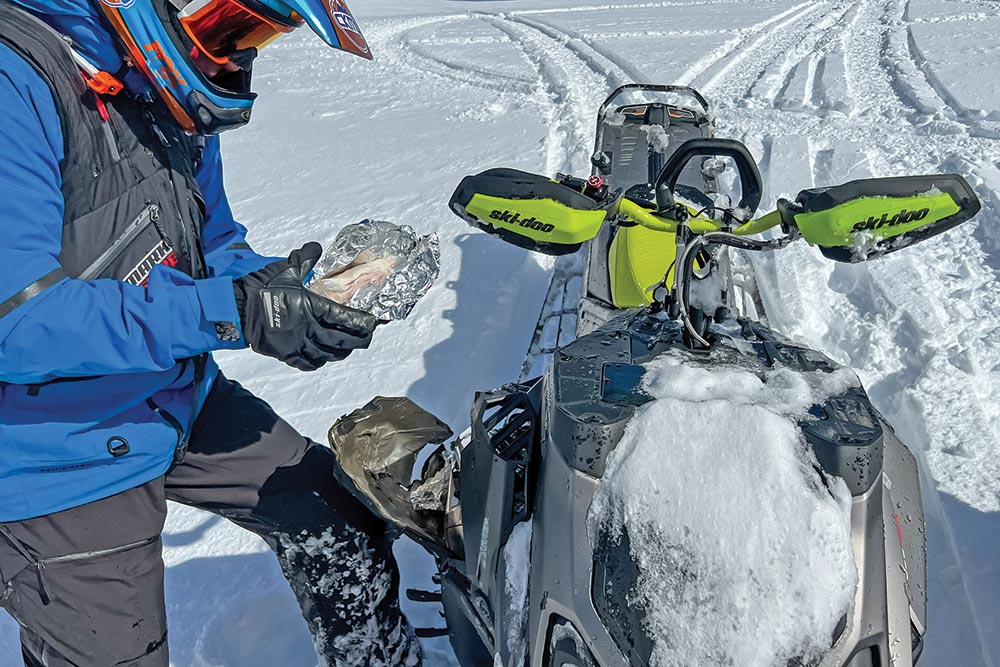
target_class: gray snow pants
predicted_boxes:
[0,374,420,667]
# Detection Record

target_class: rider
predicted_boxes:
[0,1,419,665]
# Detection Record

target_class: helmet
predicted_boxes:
[96,0,372,134]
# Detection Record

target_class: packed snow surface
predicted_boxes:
[590,349,859,667]
[4,0,1000,665]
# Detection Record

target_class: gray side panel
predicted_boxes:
[882,429,927,629]
[550,324,634,478]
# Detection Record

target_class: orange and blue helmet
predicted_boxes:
[96,0,371,134]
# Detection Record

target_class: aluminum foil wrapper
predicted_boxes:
[308,220,440,321]
[409,463,450,512]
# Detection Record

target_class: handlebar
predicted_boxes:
[616,197,785,237]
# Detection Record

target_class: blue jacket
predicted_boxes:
[0,0,276,521]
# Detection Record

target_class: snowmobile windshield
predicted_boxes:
[178,0,300,65]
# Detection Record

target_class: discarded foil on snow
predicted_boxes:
[309,220,440,321]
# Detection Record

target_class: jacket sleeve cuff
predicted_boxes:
[191,276,245,348]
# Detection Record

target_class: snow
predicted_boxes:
[501,520,533,666]
[589,349,859,667]
[4,0,1000,665]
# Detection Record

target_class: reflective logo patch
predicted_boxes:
[125,240,177,287]
[260,291,283,329]
[100,0,135,8]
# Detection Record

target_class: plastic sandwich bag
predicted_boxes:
[308,220,440,321]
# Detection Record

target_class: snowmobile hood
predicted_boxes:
[10,0,125,73]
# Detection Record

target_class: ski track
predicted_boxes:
[480,14,613,176]
[502,14,648,88]
[713,0,1000,663]
[697,2,827,102]
[473,12,628,376]
[377,9,627,380]
[677,1,820,92]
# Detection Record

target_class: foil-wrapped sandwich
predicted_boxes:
[308,220,440,321]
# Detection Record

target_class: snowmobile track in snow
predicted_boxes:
[500,14,648,89]
[381,10,629,377]
[713,1,1000,662]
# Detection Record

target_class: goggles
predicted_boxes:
[179,0,302,65]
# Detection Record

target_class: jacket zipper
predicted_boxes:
[144,106,207,282]
[91,92,121,163]
[42,536,157,564]
[191,191,208,276]
[141,359,188,451]
[51,36,105,175]
[146,396,185,453]
[78,203,160,281]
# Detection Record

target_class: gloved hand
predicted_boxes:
[234,242,377,371]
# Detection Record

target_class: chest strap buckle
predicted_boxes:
[84,70,123,96]
[69,47,123,96]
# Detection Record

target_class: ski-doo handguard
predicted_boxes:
[782,174,981,262]
[449,168,621,255]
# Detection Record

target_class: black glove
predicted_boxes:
[234,242,377,371]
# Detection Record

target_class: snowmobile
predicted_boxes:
[328,134,982,666]
[522,84,766,379]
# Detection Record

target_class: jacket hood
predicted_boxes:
[12,0,124,73]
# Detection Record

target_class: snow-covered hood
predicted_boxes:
[12,0,124,73]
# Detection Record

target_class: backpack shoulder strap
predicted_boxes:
[0,1,106,181]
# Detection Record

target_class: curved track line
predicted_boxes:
[388,18,537,96]
[503,14,649,87]
[700,2,826,101]
[403,38,537,95]
[480,13,616,174]
[762,1,859,110]
[682,2,821,95]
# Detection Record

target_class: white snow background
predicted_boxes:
[3,0,1000,664]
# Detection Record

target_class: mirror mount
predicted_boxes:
[655,182,675,212]
[591,151,612,173]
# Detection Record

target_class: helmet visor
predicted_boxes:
[179,0,300,64]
